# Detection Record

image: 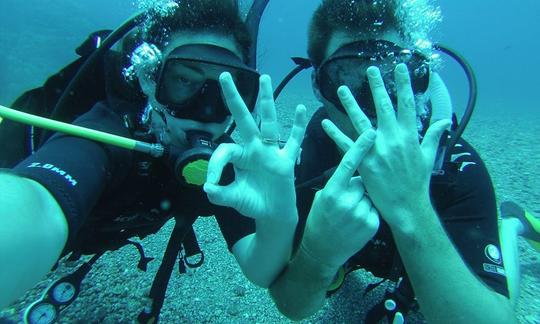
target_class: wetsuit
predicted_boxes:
[11,98,255,254]
[295,108,509,298]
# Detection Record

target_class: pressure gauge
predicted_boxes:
[24,301,58,324]
[51,282,77,304]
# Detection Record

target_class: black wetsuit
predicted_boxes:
[295,108,509,298]
[11,99,255,254]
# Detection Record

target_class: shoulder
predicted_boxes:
[432,136,495,202]
[72,100,139,138]
[74,101,123,125]
[431,136,498,225]
[447,137,486,169]
[434,139,509,297]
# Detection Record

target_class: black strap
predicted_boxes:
[127,240,155,271]
[177,227,204,274]
[363,278,387,296]
[137,213,198,324]
[181,226,204,269]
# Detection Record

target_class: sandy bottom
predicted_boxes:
[0,93,538,323]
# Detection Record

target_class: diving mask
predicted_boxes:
[155,44,260,123]
[316,40,430,118]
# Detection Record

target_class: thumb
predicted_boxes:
[421,119,452,162]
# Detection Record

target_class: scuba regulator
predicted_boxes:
[166,130,217,187]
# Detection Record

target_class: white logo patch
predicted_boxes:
[459,162,477,172]
[450,152,477,172]
[451,152,471,161]
[28,162,78,186]
[483,263,506,277]
[485,244,502,264]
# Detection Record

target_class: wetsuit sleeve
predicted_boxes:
[11,102,133,245]
[431,140,509,297]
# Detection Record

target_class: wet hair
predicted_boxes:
[140,0,251,61]
[308,0,402,67]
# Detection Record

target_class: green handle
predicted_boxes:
[0,104,136,149]
[0,105,164,157]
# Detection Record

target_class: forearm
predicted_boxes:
[391,202,516,324]
[233,213,297,288]
[0,172,68,308]
[269,243,339,320]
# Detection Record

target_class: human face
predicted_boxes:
[314,30,407,140]
[155,42,259,123]
[149,33,245,147]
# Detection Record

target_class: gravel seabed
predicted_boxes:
[1,93,539,324]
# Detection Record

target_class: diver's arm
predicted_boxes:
[389,202,517,324]
[0,172,68,309]
[268,242,340,321]
[268,192,378,320]
[205,73,308,287]
[231,212,297,288]
[269,131,379,320]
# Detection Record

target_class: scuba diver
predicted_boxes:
[261,0,519,323]
[0,0,307,322]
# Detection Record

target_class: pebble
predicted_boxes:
[233,285,247,297]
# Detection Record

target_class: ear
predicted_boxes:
[138,77,156,96]
[138,77,161,108]
[311,70,324,102]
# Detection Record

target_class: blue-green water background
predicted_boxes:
[0,0,537,116]
[1,2,539,323]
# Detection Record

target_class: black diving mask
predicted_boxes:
[156,44,260,123]
[316,40,430,118]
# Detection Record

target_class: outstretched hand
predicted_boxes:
[204,72,308,224]
[322,64,451,230]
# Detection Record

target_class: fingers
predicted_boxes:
[337,86,373,135]
[367,66,397,134]
[219,72,259,142]
[421,119,452,163]
[284,104,308,159]
[394,64,418,137]
[322,119,354,153]
[327,129,376,188]
[206,143,243,185]
[259,75,279,144]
